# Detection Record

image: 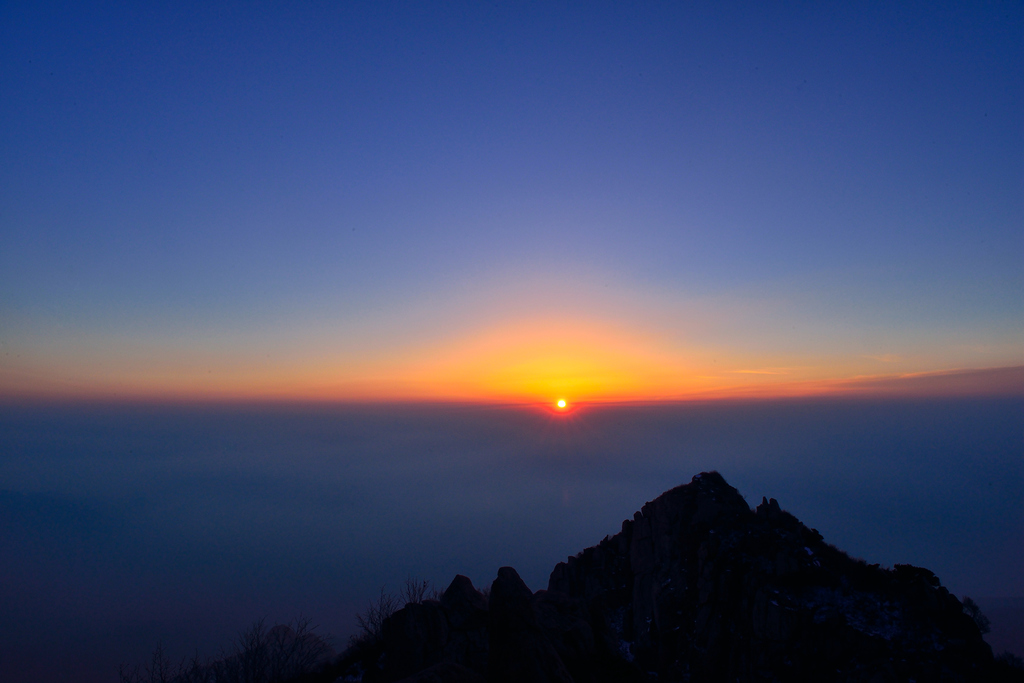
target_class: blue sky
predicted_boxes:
[1,1,1021,400]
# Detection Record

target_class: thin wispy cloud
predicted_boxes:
[727,368,795,375]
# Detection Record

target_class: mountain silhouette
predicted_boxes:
[325,471,1017,682]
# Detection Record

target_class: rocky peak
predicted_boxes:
[442,575,488,631]
[339,471,1009,682]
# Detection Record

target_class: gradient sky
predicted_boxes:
[1,1,1021,402]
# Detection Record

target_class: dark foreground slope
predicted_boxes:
[326,472,1017,683]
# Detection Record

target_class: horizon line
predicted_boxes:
[2,364,1021,407]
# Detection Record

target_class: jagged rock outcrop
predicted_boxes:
[488,566,573,683]
[548,471,993,681]
[354,575,490,683]
[335,472,1014,682]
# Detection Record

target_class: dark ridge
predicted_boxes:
[310,472,1021,682]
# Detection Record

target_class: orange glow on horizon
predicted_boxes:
[2,364,1020,404]
[363,318,716,402]
[1,316,1020,403]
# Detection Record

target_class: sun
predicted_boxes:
[556,399,567,409]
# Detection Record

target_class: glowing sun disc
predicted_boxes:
[556,399,567,409]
